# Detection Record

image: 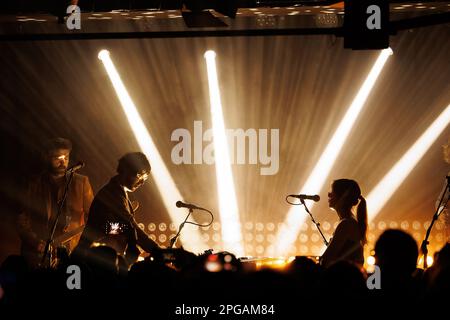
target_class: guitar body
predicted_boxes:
[39,225,85,268]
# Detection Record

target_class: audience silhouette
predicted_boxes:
[0,229,448,316]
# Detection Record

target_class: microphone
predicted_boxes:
[176,201,205,211]
[66,161,85,173]
[288,194,320,202]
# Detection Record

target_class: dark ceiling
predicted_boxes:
[0,1,449,40]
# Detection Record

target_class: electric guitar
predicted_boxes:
[40,225,85,268]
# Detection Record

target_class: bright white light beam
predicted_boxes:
[274,48,393,257]
[367,104,450,221]
[98,49,205,253]
[204,50,244,257]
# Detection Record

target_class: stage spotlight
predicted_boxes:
[98,49,205,253]
[366,103,450,221]
[204,50,244,257]
[418,255,434,268]
[273,48,393,257]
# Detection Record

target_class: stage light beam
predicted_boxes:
[366,104,450,221]
[274,48,393,257]
[204,50,244,257]
[98,49,205,252]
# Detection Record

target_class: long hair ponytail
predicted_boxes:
[357,195,368,244]
[332,179,368,244]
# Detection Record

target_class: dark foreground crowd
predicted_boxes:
[0,229,449,318]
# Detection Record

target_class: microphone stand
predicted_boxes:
[421,175,450,269]
[300,199,329,246]
[168,208,193,249]
[40,169,75,268]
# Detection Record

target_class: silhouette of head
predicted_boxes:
[434,242,450,270]
[117,152,151,192]
[319,260,367,298]
[43,137,72,176]
[375,229,418,275]
[1,255,29,274]
[328,179,361,211]
[86,245,119,275]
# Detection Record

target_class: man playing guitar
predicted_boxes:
[74,152,161,267]
[16,138,94,268]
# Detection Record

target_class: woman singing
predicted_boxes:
[320,179,368,268]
